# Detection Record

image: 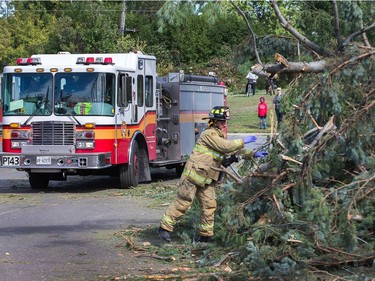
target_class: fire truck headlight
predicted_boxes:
[76,131,95,139]
[11,130,30,139]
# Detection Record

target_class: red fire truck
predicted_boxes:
[0,52,227,189]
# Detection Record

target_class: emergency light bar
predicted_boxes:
[16,57,42,65]
[76,57,114,65]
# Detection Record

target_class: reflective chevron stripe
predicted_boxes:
[193,144,225,161]
[182,168,212,186]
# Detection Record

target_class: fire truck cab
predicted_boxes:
[0,52,226,189]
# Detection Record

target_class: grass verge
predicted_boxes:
[227,90,275,133]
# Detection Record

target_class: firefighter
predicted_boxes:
[158,106,257,243]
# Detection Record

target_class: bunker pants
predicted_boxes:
[160,178,217,237]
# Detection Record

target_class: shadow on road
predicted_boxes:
[0,167,180,194]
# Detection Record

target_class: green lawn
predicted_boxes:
[226,90,276,133]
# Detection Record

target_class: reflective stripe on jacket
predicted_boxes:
[182,126,244,187]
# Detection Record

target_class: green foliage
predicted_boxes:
[0,1,55,65]
[113,35,148,53]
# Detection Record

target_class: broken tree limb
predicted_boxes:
[251,60,328,76]
[342,22,375,49]
[270,0,331,57]
[241,171,289,207]
[306,110,322,129]
[282,183,297,191]
[308,116,336,149]
[331,50,375,75]
[275,53,289,67]
[279,154,303,165]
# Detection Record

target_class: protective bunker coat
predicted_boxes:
[160,126,244,237]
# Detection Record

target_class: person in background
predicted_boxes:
[265,76,276,95]
[258,96,268,129]
[273,87,283,125]
[245,71,258,96]
[158,106,258,243]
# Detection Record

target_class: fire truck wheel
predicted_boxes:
[29,173,50,189]
[119,142,140,188]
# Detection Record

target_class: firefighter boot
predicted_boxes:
[158,227,171,242]
[193,235,214,243]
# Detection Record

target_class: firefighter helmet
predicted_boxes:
[204,106,230,121]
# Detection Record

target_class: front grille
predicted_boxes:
[32,121,75,145]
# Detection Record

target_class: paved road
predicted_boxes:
[0,170,176,281]
[228,133,268,151]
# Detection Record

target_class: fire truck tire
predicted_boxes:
[119,142,140,188]
[29,173,50,189]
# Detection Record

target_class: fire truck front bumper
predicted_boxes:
[0,152,112,170]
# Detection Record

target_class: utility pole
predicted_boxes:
[120,0,126,36]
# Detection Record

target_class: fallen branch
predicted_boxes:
[306,109,322,129]
[213,251,236,267]
[307,254,375,267]
[331,50,375,75]
[242,171,288,207]
[279,154,303,165]
[314,233,361,258]
[135,253,176,262]
[309,266,352,281]
[272,194,282,213]
[275,53,289,67]
[116,236,146,252]
[282,183,296,191]
[307,115,336,149]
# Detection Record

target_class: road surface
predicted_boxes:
[0,169,177,281]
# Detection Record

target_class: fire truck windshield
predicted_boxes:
[1,72,115,117]
[54,72,115,116]
[2,73,52,116]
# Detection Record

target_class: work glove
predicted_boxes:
[222,155,240,167]
[242,136,257,144]
[254,151,269,158]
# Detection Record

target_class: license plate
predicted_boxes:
[2,156,20,166]
[36,156,52,165]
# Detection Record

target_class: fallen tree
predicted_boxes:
[211,47,375,279]
[197,1,375,280]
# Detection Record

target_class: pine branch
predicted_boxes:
[314,98,375,155]
[341,22,375,50]
[241,171,288,207]
[347,174,375,220]
[309,266,353,281]
[331,50,375,75]
[230,0,262,64]
[270,0,331,57]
